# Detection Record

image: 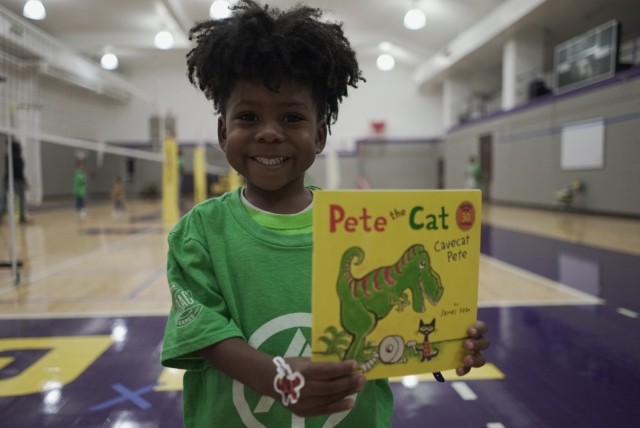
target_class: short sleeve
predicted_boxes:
[161,222,244,370]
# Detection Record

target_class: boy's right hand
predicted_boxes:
[279,357,365,418]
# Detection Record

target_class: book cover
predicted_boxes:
[311,190,481,380]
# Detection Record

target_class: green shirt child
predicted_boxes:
[162,188,394,426]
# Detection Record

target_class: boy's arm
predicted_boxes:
[198,338,365,418]
[198,338,278,398]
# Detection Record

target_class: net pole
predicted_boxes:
[192,142,207,204]
[162,113,179,228]
[4,110,20,284]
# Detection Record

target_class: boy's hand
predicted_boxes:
[456,320,490,376]
[277,358,365,418]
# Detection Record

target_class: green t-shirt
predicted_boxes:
[162,188,393,427]
[464,162,481,189]
[73,169,87,197]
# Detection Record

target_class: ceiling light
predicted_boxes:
[404,8,426,30]
[154,30,174,50]
[376,53,395,71]
[23,0,46,20]
[100,53,119,71]
[210,1,232,19]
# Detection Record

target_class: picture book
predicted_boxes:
[311,190,481,380]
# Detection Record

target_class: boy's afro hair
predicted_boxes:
[186,0,364,127]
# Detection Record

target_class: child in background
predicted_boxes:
[110,175,126,217]
[464,155,482,189]
[73,156,87,219]
[161,1,490,427]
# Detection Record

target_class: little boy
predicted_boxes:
[110,175,126,216]
[161,1,489,426]
[73,156,87,219]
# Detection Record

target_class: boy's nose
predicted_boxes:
[255,120,283,143]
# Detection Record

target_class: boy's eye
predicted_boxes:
[283,114,304,123]
[238,113,258,121]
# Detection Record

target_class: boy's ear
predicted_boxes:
[217,116,227,152]
[315,121,328,154]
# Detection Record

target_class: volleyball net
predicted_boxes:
[0,5,233,284]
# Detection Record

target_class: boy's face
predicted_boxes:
[218,80,326,194]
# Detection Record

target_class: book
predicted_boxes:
[311,190,481,380]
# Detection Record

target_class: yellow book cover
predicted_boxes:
[311,190,481,380]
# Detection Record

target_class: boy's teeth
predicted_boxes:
[255,157,285,166]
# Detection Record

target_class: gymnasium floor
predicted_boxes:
[0,200,639,427]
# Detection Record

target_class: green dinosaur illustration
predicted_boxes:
[337,245,444,361]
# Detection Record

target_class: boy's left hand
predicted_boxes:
[456,320,489,376]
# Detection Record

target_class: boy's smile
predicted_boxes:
[218,80,327,212]
[253,156,288,166]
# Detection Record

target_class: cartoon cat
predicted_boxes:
[419,318,439,362]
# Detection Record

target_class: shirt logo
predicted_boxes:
[169,283,203,328]
[232,313,355,427]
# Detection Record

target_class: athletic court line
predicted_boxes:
[479,255,604,308]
